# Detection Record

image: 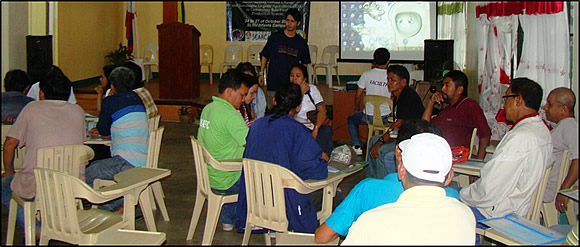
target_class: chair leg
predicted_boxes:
[186,190,206,240]
[23,201,34,246]
[209,66,213,85]
[365,126,374,161]
[139,187,157,232]
[201,198,222,245]
[264,231,272,245]
[566,199,577,225]
[39,234,50,245]
[149,187,157,211]
[335,66,340,85]
[242,222,253,245]
[6,198,17,245]
[326,66,332,88]
[152,182,170,221]
[541,202,559,227]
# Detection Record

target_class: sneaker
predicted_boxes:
[223,223,234,232]
[353,145,363,156]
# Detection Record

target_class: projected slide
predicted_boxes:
[340,2,435,61]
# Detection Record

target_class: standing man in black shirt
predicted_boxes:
[259,8,311,109]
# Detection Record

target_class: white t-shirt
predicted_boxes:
[357,68,391,116]
[295,85,324,130]
[27,82,77,104]
[543,117,579,202]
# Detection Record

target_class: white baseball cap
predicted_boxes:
[398,133,453,183]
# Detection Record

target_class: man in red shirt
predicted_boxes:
[422,70,491,160]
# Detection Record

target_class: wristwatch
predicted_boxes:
[378,136,385,144]
[258,72,264,76]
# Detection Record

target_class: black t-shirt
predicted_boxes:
[261,30,311,91]
[393,85,425,120]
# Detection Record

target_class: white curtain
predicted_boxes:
[437,2,467,71]
[477,14,518,113]
[515,10,570,102]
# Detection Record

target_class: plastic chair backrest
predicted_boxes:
[146,127,164,169]
[224,44,244,64]
[37,144,95,178]
[148,114,161,132]
[200,44,214,65]
[319,45,339,65]
[34,168,87,241]
[246,45,262,66]
[243,158,316,233]
[527,164,553,223]
[144,44,159,63]
[190,136,213,197]
[363,95,393,131]
[557,150,571,190]
[468,128,478,158]
[309,45,318,64]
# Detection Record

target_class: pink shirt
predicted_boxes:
[7,100,86,199]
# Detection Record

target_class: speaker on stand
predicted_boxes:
[26,35,53,83]
[424,39,454,91]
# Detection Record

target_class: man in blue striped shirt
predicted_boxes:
[86,66,149,212]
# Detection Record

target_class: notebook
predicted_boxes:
[479,213,566,245]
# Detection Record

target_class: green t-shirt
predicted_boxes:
[198,96,249,190]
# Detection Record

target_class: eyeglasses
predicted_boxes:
[502,94,520,103]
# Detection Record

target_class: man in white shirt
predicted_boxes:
[342,133,475,245]
[347,48,391,156]
[541,87,578,215]
[460,78,553,227]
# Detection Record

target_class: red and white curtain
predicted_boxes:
[476,1,569,113]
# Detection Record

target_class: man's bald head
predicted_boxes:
[549,87,576,114]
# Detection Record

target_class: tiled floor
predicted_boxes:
[1,120,366,245]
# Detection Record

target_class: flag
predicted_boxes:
[177,1,185,24]
[125,2,136,51]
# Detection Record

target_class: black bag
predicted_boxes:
[306,92,319,124]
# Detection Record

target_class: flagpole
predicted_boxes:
[131,1,139,58]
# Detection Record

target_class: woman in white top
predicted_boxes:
[289,63,334,155]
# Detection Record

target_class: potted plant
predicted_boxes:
[105,43,134,65]
[179,106,192,123]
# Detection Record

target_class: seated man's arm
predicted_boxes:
[354,87,364,112]
[315,223,339,243]
[555,159,579,212]
[421,92,444,121]
[2,137,20,177]
[476,136,490,160]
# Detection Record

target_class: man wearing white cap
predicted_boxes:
[342,133,476,245]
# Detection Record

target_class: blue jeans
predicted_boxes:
[211,179,240,225]
[365,134,397,179]
[315,124,334,155]
[1,174,41,231]
[85,155,134,212]
[347,112,390,147]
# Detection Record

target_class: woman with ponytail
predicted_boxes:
[235,83,329,234]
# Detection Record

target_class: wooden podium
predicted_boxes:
[157,22,201,99]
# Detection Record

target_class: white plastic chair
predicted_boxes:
[200,44,214,85]
[34,168,167,245]
[186,136,242,245]
[313,45,340,88]
[5,144,95,245]
[477,163,553,244]
[148,113,161,132]
[241,158,338,245]
[307,45,318,84]
[143,44,159,82]
[93,127,169,231]
[1,124,25,173]
[541,150,576,227]
[363,95,393,161]
[220,44,244,78]
[453,128,479,188]
[246,45,263,68]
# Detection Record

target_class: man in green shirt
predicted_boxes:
[197,69,250,231]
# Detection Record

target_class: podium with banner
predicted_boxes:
[157,22,201,99]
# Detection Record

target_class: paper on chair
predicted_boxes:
[479,213,566,245]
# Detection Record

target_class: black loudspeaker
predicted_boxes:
[424,40,453,84]
[27,35,53,83]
